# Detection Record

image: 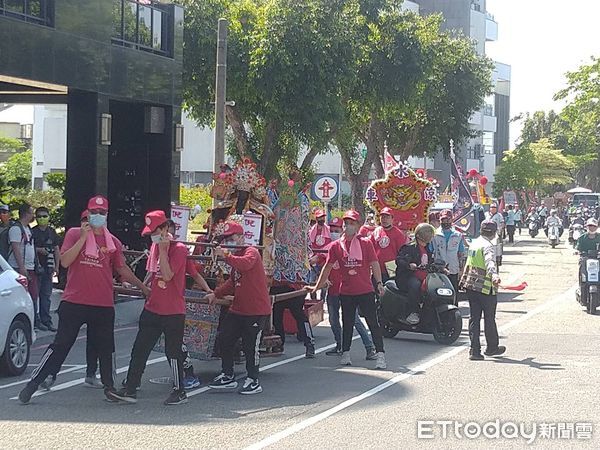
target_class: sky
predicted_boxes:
[485,0,600,148]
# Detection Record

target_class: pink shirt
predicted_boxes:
[144,242,188,316]
[61,228,125,308]
[326,237,378,296]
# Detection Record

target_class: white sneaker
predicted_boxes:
[84,376,104,389]
[340,352,352,366]
[375,352,387,370]
[406,313,420,325]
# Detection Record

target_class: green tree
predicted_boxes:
[0,136,25,153]
[0,149,32,189]
[554,57,600,191]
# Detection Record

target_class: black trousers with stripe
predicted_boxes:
[29,301,115,388]
[124,309,185,393]
[219,312,269,380]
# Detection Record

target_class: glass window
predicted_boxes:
[138,4,152,47]
[152,9,162,50]
[27,0,41,17]
[112,0,122,38]
[123,1,137,43]
[5,0,24,14]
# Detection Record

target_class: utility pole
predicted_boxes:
[213,18,228,175]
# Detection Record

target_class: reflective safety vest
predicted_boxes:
[460,237,496,295]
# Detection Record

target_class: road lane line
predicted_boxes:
[243,284,577,450]
[0,365,86,390]
[31,326,138,351]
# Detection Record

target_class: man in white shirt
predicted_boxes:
[485,204,505,267]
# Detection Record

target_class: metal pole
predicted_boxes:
[213,18,228,175]
[338,154,343,210]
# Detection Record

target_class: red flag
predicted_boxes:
[384,149,399,173]
[500,281,528,291]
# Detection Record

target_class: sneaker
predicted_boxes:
[35,322,49,332]
[484,345,506,357]
[239,377,262,395]
[208,373,238,390]
[85,376,104,389]
[406,313,420,325]
[305,344,316,359]
[365,347,377,361]
[43,323,57,332]
[326,345,342,356]
[469,350,484,361]
[164,390,188,405]
[121,378,141,391]
[105,387,137,404]
[18,383,38,404]
[375,352,387,370]
[340,352,352,366]
[40,374,56,391]
[183,376,201,390]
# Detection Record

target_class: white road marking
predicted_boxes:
[243,284,577,450]
[0,365,86,390]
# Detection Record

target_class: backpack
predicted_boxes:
[0,220,18,260]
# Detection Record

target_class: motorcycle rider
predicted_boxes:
[431,210,464,297]
[545,209,563,237]
[576,218,600,254]
[537,203,548,223]
[395,223,435,325]
[461,220,504,361]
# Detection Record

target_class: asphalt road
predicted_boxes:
[0,232,596,449]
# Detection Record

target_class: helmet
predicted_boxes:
[415,223,435,242]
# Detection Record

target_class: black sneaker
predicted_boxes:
[18,383,38,404]
[35,322,49,332]
[208,373,238,390]
[469,350,484,361]
[164,390,188,406]
[121,378,141,391]
[40,374,56,391]
[239,377,262,395]
[484,345,506,357]
[105,387,137,404]
[326,345,342,356]
[44,323,57,332]
[365,347,377,361]
[305,344,316,359]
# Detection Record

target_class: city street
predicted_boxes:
[0,233,597,449]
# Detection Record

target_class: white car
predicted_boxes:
[0,255,35,376]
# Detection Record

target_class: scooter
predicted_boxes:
[378,262,462,345]
[576,246,600,314]
[569,223,584,247]
[527,218,539,238]
[548,223,560,248]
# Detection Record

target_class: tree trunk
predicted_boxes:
[225,105,250,160]
[300,146,321,172]
[259,121,280,180]
[338,143,377,219]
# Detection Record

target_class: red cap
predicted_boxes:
[343,210,361,222]
[87,195,109,211]
[329,217,343,227]
[141,210,169,236]
[80,210,89,220]
[315,209,326,219]
[220,221,244,237]
[440,209,453,220]
[380,207,394,216]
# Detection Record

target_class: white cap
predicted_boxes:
[586,218,598,227]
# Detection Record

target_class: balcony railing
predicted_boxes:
[0,0,53,26]
[112,0,171,57]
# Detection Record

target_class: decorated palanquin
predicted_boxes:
[365,161,438,232]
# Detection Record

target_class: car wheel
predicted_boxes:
[1,320,31,376]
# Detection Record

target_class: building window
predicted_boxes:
[0,0,53,26]
[112,0,170,57]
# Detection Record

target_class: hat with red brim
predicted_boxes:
[343,210,361,222]
[142,210,169,236]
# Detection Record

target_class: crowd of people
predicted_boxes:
[17,192,598,405]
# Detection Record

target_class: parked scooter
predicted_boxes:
[576,246,600,314]
[378,261,462,345]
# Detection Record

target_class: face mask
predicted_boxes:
[37,217,49,226]
[344,224,358,235]
[317,220,325,226]
[441,222,451,229]
[151,234,163,244]
[330,232,341,240]
[89,214,107,229]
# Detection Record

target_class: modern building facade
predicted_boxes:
[0,0,184,248]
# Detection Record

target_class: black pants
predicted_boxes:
[124,309,185,393]
[406,276,422,315]
[219,312,268,380]
[29,301,115,388]
[506,225,516,243]
[272,295,314,348]
[447,274,459,303]
[339,293,384,353]
[467,290,499,353]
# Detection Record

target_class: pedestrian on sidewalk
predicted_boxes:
[107,210,190,405]
[206,221,271,395]
[431,210,465,297]
[505,204,516,243]
[19,196,149,404]
[460,220,505,361]
[31,207,61,332]
[308,210,386,369]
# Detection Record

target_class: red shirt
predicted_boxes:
[359,225,375,237]
[214,246,271,316]
[326,237,378,296]
[327,260,342,296]
[370,226,407,272]
[61,228,125,308]
[144,242,188,316]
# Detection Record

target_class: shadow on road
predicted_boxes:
[488,356,564,371]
